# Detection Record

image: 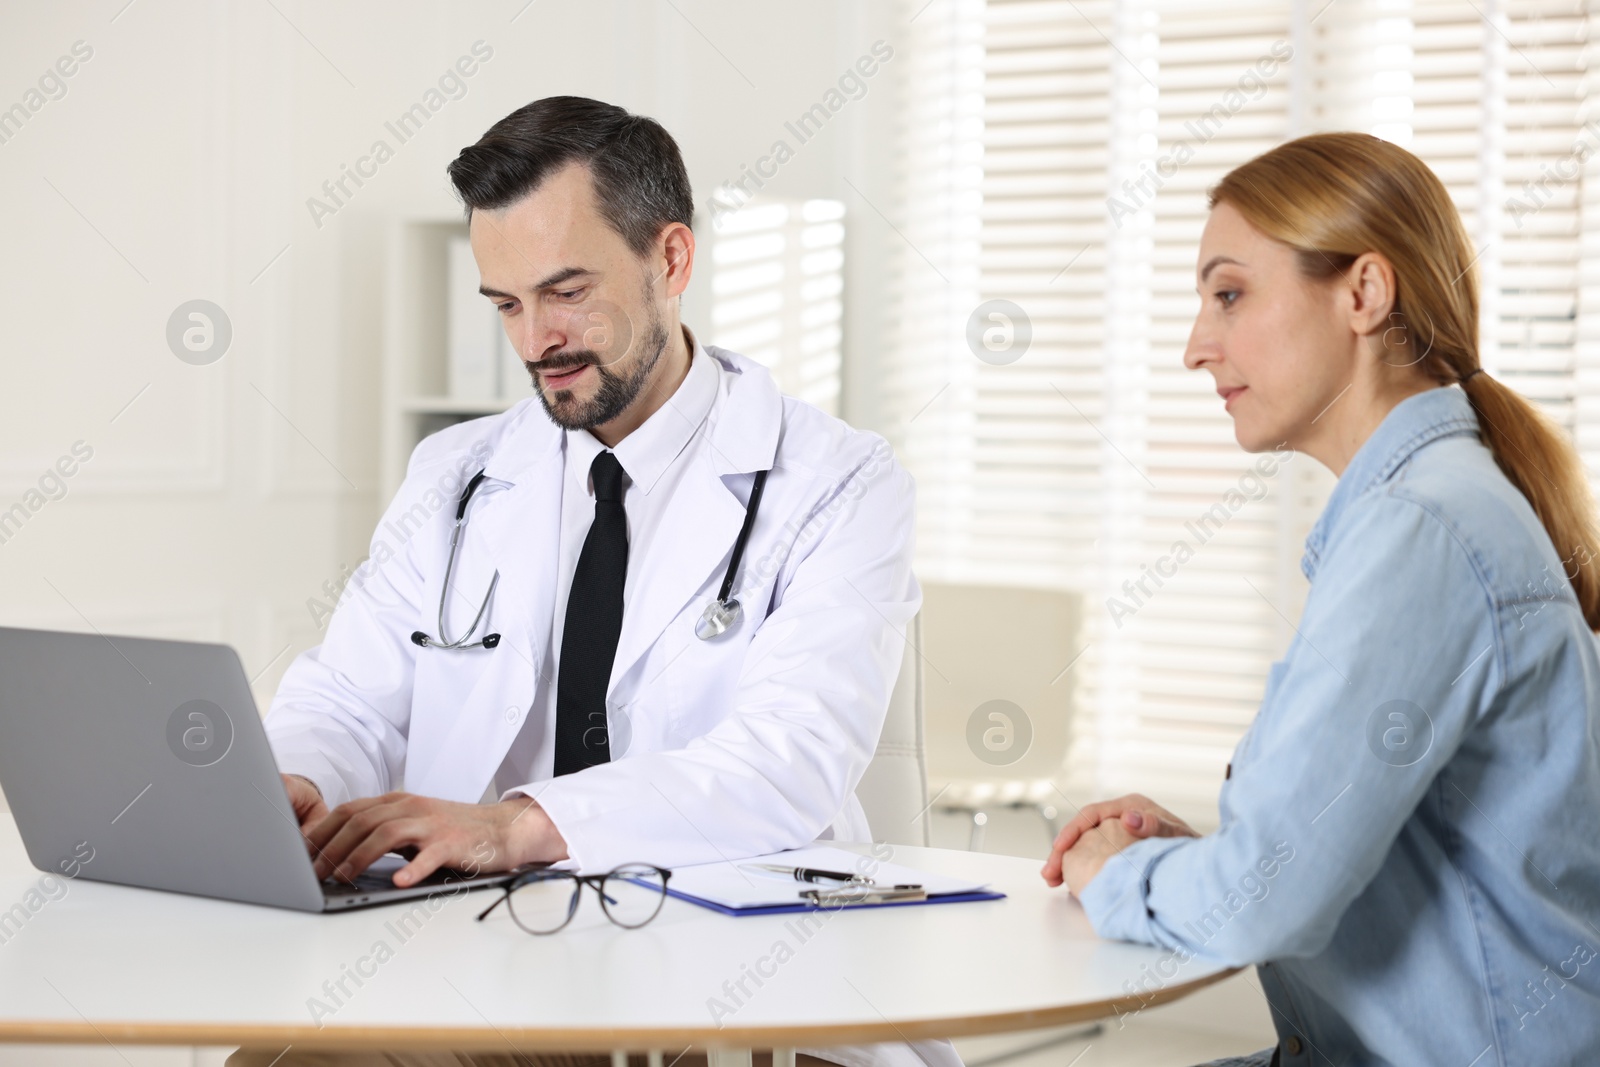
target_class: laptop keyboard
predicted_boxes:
[321,866,496,899]
[323,871,408,895]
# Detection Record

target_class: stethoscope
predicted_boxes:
[411,470,503,650]
[410,465,770,651]
[696,467,769,640]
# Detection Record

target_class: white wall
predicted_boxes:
[0,0,907,814]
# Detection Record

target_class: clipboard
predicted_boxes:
[663,846,1007,917]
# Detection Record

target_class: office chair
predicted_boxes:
[855,613,931,847]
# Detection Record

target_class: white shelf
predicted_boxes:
[380,215,522,502]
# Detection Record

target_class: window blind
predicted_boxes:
[886,0,1600,828]
[1084,1,1301,823]
[706,197,847,416]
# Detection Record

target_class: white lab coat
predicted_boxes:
[265,345,959,1067]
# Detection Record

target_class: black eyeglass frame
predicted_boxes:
[475,864,673,935]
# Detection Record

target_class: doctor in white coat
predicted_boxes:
[234,98,957,1067]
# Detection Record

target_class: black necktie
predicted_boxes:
[555,450,628,776]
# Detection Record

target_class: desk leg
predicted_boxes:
[771,1048,796,1067]
[613,1052,630,1067]
[647,1052,665,1067]
[708,1050,753,1067]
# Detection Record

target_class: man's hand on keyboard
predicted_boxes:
[303,791,570,887]
[282,774,329,833]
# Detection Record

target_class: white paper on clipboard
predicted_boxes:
[667,846,993,912]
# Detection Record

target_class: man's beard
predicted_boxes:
[524,301,670,431]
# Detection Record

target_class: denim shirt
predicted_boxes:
[1078,387,1600,1066]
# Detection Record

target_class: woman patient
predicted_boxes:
[1042,132,1600,1066]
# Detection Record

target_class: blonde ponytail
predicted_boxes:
[1213,133,1600,629]
[1460,369,1600,624]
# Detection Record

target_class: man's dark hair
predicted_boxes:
[447,96,693,256]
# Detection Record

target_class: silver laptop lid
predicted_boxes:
[0,626,327,912]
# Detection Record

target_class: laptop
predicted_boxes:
[0,626,514,912]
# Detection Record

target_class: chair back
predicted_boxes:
[854,613,929,846]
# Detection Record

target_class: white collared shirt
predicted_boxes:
[492,331,720,793]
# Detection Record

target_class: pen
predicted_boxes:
[740,863,923,890]
[742,863,865,884]
[743,863,860,883]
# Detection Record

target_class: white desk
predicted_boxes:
[0,816,1232,1055]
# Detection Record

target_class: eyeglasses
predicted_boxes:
[475,863,672,935]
